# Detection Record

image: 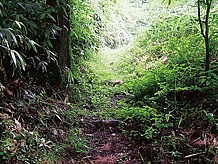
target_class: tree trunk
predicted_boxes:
[197,0,211,71]
[46,0,70,86]
[204,0,211,71]
[58,1,70,67]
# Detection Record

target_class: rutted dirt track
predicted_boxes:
[80,121,143,164]
[74,1,151,163]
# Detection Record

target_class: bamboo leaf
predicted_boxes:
[47,14,56,22]
[40,13,46,20]
[13,50,26,71]
[46,49,51,63]
[10,50,17,68]
[10,32,17,45]
[31,41,37,53]
[46,49,57,62]
[47,39,53,48]
[29,40,41,53]
[56,0,60,6]
[15,21,22,29]
[18,2,27,11]
[2,28,17,45]
[41,61,48,72]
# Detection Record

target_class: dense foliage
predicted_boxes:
[0,0,98,83]
[0,0,60,80]
[0,0,99,163]
[77,1,218,162]
[115,2,218,162]
[0,0,218,163]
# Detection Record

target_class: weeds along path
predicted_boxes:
[77,1,197,163]
[76,1,168,163]
[74,1,218,163]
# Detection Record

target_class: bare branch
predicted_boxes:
[197,0,205,39]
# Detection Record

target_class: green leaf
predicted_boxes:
[29,40,40,53]
[60,5,68,17]
[10,50,17,68]
[8,28,17,43]
[46,49,51,63]
[47,14,56,22]
[56,0,60,6]
[15,21,22,29]
[10,50,26,71]
[178,117,182,127]
[200,78,206,83]
[46,49,57,62]
[206,80,211,86]
[165,114,170,122]
[40,13,46,20]
[2,28,17,45]
[37,61,48,73]
[14,50,26,71]
[47,39,53,48]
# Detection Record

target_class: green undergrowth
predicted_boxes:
[50,0,218,162]
[79,2,218,162]
[116,9,217,163]
[0,81,91,163]
[0,0,100,162]
[1,0,217,163]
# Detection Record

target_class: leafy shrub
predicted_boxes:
[123,66,164,103]
[115,105,163,139]
[0,82,88,163]
[70,0,99,58]
[121,13,218,106]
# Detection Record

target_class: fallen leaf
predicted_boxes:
[14,118,22,132]
[6,90,13,96]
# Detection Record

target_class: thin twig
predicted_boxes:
[197,0,205,39]
[185,152,205,159]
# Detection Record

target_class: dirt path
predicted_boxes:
[76,1,149,164]
[80,120,144,164]
[74,1,167,163]
[70,1,218,164]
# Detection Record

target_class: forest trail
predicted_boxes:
[76,1,190,163]
[76,1,159,163]
[72,1,218,163]
[1,1,217,163]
